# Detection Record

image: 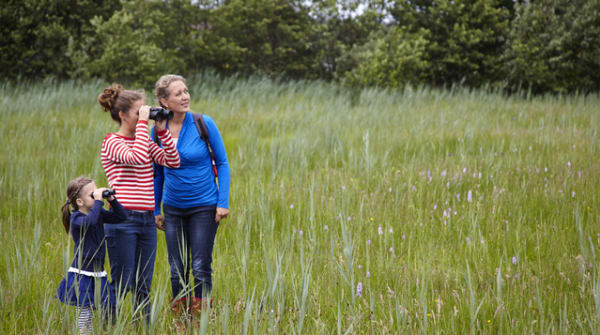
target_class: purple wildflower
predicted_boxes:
[378,226,383,235]
[467,190,472,203]
[356,282,363,297]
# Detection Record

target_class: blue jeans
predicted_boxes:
[105,210,156,320]
[163,204,218,299]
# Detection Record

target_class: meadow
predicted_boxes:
[0,74,599,334]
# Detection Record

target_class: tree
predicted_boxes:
[71,0,190,87]
[341,27,430,88]
[390,0,511,88]
[504,0,600,94]
[0,0,120,80]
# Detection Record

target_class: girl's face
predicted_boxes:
[161,80,190,114]
[76,182,97,212]
[119,99,144,134]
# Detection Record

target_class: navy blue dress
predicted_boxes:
[56,199,127,308]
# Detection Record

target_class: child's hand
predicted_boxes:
[138,105,150,122]
[92,188,104,201]
[154,116,167,132]
[97,187,116,201]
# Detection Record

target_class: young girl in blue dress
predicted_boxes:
[56,177,127,333]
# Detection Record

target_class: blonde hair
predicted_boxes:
[61,177,93,233]
[154,74,186,107]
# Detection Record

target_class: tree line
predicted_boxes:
[2,0,599,94]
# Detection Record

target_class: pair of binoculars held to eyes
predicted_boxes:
[91,189,116,200]
[149,107,173,122]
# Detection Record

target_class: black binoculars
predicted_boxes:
[91,189,116,200]
[149,107,173,121]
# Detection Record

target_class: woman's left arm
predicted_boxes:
[206,116,231,222]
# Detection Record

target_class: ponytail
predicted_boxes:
[63,177,93,234]
[61,200,71,233]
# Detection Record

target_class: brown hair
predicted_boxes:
[61,177,93,233]
[154,74,186,107]
[98,84,145,124]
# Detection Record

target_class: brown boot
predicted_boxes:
[171,297,189,331]
[190,297,213,328]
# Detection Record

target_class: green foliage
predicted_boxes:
[504,0,600,94]
[391,0,511,87]
[71,0,188,88]
[0,0,120,80]
[310,1,390,79]
[1,0,599,93]
[341,27,430,88]
[202,0,319,78]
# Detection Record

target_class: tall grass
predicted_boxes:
[0,73,599,333]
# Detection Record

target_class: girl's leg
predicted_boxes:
[76,306,93,334]
[188,208,219,299]
[133,212,157,322]
[164,205,192,300]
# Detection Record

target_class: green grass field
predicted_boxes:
[1,74,599,334]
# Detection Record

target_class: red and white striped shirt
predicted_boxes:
[101,120,180,211]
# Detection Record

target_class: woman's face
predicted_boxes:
[120,99,144,132]
[161,80,190,114]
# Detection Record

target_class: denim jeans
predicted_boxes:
[163,204,218,299]
[105,210,156,321]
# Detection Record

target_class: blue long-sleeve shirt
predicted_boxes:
[69,199,127,272]
[153,113,230,215]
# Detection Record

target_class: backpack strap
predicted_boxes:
[192,113,218,179]
[152,127,161,178]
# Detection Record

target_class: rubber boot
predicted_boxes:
[190,297,213,328]
[171,297,189,331]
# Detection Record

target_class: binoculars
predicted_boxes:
[91,189,116,200]
[149,107,174,122]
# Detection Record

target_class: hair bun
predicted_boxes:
[98,84,123,112]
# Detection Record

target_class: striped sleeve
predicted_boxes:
[103,121,151,165]
[149,129,180,168]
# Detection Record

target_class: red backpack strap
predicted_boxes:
[192,113,218,179]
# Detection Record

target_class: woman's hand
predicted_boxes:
[215,207,229,223]
[155,215,165,231]
[138,105,150,122]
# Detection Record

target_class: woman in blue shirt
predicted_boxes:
[153,74,231,317]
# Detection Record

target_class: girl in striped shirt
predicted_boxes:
[98,84,180,323]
